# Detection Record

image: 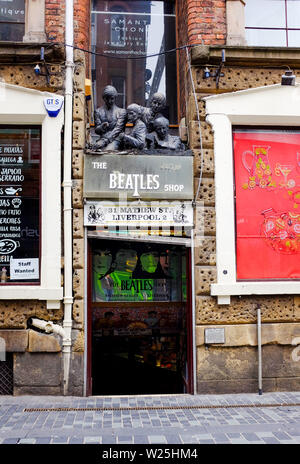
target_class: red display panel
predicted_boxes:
[233,128,300,280]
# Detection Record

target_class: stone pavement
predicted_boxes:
[0,391,300,444]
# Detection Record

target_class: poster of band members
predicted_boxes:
[0,127,40,283]
[234,128,300,280]
[92,241,186,303]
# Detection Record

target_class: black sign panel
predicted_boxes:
[0,0,25,23]
[0,127,40,283]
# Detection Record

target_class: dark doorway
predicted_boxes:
[88,239,191,395]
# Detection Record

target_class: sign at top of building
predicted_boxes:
[84,154,194,200]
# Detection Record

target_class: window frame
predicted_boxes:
[204,83,300,304]
[0,82,64,308]
[245,0,300,47]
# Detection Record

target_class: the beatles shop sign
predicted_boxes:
[84,154,194,201]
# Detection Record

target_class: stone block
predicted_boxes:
[193,149,215,177]
[73,238,85,269]
[67,352,84,395]
[193,177,215,205]
[28,330,61,352]
[194,205,216,237]
[196,295,298,325]
[73,269,84,300]
[194,237,216,265]
[195,323,300,347]
[72,179,83,209]
[0,330,28,352]
[73,121,86,149]
[187,93,207,121]
[196,378,276,394]
[73,330,84,352]
[14,386,62,395]
[73,208,84,238]
[73,61,86,92]
[72,149,84,179]
[0,300,63,329]
[189,121,214,149]
[195,266,217,295]
[14,352,62,386]
[73,299,84,324]
[73,92,86,122]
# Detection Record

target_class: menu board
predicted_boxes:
[0,127,40,283]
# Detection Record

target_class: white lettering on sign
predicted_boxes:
[109,173,160,197]
[92,162,107,170]
[164,184,184,192]
[10,258,39,280]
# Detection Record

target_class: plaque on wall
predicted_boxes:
[0,126,40,283]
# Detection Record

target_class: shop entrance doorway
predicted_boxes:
[87,239,192,395]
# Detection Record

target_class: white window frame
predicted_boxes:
[204,83,300,304]
[0,82,63,309]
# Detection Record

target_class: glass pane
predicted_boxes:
[288,29,300,45]
[92,0,177,124]
[0,0,25,23]
[0,22,24,41]
[245,0,285,28]
[92,241,186,302]
[287,1,300,28]
[246,28,287,46]
[0,127,40,283]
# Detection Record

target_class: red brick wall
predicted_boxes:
[186,0,226,45]
[176,0,226,118]
[45,0,65,43]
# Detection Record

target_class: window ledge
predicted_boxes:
[0,286,63,301]
[191,45,300,68]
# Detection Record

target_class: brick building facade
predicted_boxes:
[0,0,300,395]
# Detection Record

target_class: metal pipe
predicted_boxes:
[257,304,263,395]
[62,0,74,396]
[30,318,66,339]
[191,232,197,394]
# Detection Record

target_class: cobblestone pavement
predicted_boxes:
[0,392,300,444]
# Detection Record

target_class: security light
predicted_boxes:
[281,70,295,86]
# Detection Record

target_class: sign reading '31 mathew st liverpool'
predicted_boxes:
[84,154,194,200]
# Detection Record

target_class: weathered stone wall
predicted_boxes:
[189,47,300,393]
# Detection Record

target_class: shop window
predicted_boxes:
[0,0,25,41]
[91,240,186,303]
[0,83,63,306]
[204,83,300,304]
[91,0,178,124]
[245,0,300,47]
[233,128,300,280]
[0,126,40,284]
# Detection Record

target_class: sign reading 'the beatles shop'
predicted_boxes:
[0,127,40,283]
[84,154,193,200]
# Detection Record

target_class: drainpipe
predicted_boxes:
[30,318,66,338]
[257,304,263,395]
[62,0,74,395]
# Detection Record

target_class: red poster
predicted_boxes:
[233,129,300,280]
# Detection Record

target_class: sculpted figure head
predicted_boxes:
[102,85,118,109]
[153,116,169,140]
[150,92,166,114]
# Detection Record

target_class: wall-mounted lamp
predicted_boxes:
[281,70,296,86]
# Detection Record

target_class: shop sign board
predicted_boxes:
[84,200,193,227]
[0,0,25,22]
[84,154,193,200]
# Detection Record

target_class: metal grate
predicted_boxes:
[24,402,300,412]
[0,354,13,395]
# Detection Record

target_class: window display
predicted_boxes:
[234,128,300,280]
[92,240,186,302]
